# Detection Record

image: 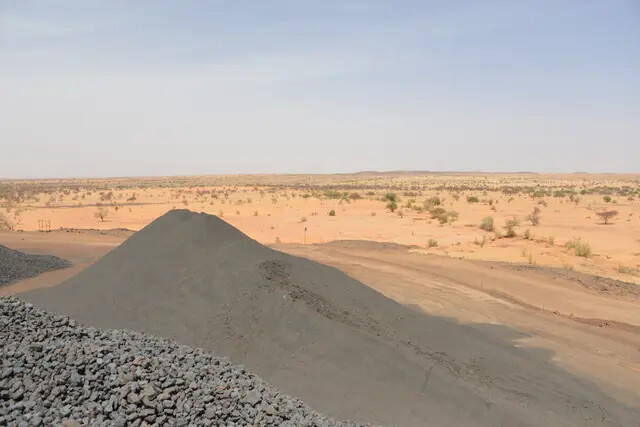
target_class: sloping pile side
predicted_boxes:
[0,297,366,427]
[22,210,640,426]
[0,244,70,286]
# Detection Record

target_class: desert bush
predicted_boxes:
[324,190,346,200]
[503,217,520,238]
[94,205,109,222]
[386,201,398,212]
[370,212,377,216]
[548,236,555,245]
[348,192,362,200]
[596,210,618,224]
[479,216,494,232]
[525,206,541,226]
[466,195,479,203]
[428,207,446,219]
[524,229,531,240]
[473,235,487,247]
[565,237,591,257]
[0,212,14,231]
[383,193,398,202]
[603,195,611,203]
[328,209,336,216]
[446,210,459,224]
[431,209,458,224]
[427,238,438,248]
[424,196,441,209]
[300,216,307,223]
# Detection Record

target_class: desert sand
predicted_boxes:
[1,173,639,284]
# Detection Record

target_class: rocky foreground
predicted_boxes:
[0,297,368,427]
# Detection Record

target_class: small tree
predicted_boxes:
[525,206,541,226]
[503,217,520,238]
[386,201,398,212]
[596,210,618,225]
[94,205,109,222]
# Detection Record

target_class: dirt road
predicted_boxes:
[277,241,640,408]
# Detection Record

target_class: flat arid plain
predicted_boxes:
[2,172,640,425]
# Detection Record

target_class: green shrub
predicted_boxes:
[325,190,346,200]
[424,196,441,209]
[466,195,479,203]
[479,216,494,232]
[603,195,611,203]
[328,209,336,216]
[384,193,398,202]
[386,201,398,212]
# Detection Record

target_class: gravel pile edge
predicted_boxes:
[0,297,372,427]
[0,245,71,286]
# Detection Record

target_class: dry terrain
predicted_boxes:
[2,173,639,284]
[1,173,639,425]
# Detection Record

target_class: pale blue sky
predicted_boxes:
[1,1,638,178]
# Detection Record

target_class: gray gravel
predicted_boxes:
[0,244,70,286]
[0,297,368,427]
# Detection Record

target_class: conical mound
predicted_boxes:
[21,210,639,426]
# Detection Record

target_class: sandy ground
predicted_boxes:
[2,173,640,284]
[1,226,638,415]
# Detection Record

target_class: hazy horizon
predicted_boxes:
[2,1,639,178]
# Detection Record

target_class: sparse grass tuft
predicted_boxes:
[565,237,591,257]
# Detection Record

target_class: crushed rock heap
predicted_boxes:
[0,244,70,286]
[0,297,368,427]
